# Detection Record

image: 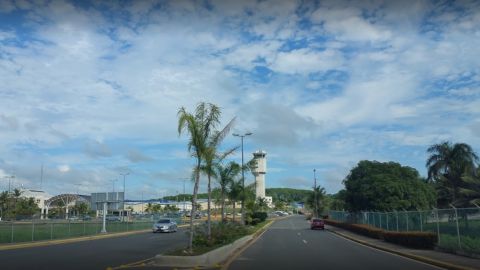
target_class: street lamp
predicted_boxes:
[120,172,129,221]
[313,169,317,218]
[233,132,253,225]
[3,175,15,194]
[111,179,117,192]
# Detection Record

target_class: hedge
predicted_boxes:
[324,219,383,239]
[383,231,437,249]
[325,219,438,249]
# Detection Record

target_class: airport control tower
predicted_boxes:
[252,150,267,199]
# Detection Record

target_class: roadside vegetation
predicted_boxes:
[177,102,269,254]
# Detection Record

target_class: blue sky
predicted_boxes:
[1,0,479,199]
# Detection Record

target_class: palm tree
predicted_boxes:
[215,161,241,222]
[458,166,480,206]
[200,117,236,241]
[426,141,478,206]
[228,179,243,222]
[178,102,222,252]
[306,186,326,217]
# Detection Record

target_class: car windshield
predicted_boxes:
[157,219,171,224]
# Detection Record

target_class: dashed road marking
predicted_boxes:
[302,239,307,244]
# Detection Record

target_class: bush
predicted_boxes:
[193,222,249,248]
[383,231,437,249]
[246,212,268,225]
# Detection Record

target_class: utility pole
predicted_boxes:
[313,169,317,218]
[233,132,253,225]
[120,172,129,221]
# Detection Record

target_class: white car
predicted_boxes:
[152,218,178,233]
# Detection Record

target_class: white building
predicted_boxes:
[20,189,50,210]
[252,150,273,207]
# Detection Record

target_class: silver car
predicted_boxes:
[152,218,177,233]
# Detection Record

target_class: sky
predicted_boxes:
[1,0,479,200]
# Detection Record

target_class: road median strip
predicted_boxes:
[327,227,477,270]
[152,218,279,269]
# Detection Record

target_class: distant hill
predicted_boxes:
[266,188,311,202]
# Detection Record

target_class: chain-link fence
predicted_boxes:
[329,207,480,255]
[0,212,187,244]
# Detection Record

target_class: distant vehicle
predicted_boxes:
[310,218,325,230]
[194,213,202,219]
[273,211,289,216]
[68,216,79,221]
[106,215,121,222]
[152,218,177,233]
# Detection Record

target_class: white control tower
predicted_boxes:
[252,150,267,199]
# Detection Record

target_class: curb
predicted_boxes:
[327,228,477,270]
[0,224,190,251]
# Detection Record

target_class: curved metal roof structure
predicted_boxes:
[44,194,89,208]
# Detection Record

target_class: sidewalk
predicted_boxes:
[326,225,480,270]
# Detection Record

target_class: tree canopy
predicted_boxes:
[343,160,436,212]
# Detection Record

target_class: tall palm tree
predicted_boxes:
[306,186,326,217]
[458,166,480,206]
[215,161,241,222]
[426,141,478,206]
[178,102,221,252]
[200,117,236,241]
[228,179,243,222]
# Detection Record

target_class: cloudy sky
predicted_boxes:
[1,0,479,199]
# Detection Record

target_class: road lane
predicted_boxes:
[228,215,444,270]
[0,228,188,270]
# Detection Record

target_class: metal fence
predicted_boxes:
[329,207,480,255]
[0,213,186,245]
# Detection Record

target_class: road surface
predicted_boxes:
[0,228,188,270]
[228,215,443,270]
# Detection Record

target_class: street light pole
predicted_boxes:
[233,132,252,225]
[120,172,129,221]
[313,169,317,218]
[111,179,117,192]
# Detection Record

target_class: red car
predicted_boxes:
[310,218,325,230]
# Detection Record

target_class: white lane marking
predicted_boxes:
[302,239,307,244]
[297,232,301,236]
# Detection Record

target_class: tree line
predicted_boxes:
[324,141,480,213]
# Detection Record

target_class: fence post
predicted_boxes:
[11,222,14,243]
[434,208,440,244]
[395,211,399,232]
[386,212,389,231]
[379,213,382,229]
[405,210,409,231]
[450,204,461,249]
[419,210,423,232]
[83,220,86,236]
[68,220,71,237]
[32,219,35,242]
[50,223,53,240]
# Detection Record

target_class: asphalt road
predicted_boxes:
[228,215,444,270]
[0,227,188,270]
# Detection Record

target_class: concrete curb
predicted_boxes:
[327,228,477,270]
[0,224,189,251]
[154,219,277,268]
[154,235,253,267]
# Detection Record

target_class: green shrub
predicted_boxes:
[383,231,437,249]
[193,222,249,248]
[246,212,267,225]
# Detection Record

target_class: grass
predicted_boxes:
[0,221,153,244]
